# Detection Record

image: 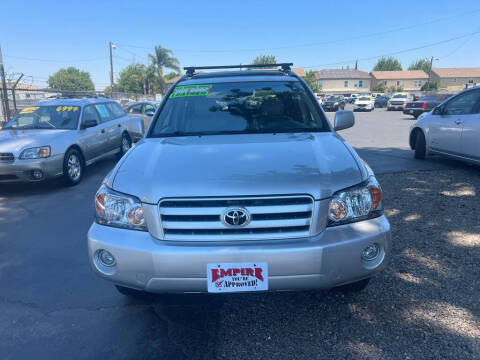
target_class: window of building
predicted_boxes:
[317,80,323,89]
[453,78,457,83]
[344,81,348,88]
[396,80,403,87]
[358,80,363,88]
[468,79,474,84]
[414,80,423,87]
[383,80,387,86]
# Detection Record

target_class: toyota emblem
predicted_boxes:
[222,208,250,227]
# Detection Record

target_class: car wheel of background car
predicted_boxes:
[333,278,370,293]
[115,285,150,299]
[63,148,83,186]
[117,133,132,159]
[414,131,426,160]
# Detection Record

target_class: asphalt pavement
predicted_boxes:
[0,107,467,359]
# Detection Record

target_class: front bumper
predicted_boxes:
[388,104,405,110]
[0,154,64,182]
[88,215,391,293]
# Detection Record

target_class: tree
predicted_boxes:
[116,63,148,94]
[373,57,402,71]
[408,58,431,72]
[387,85,403,93]
[148,46,181,94]
[421,82,438,91]
[252,55,277,65]
[372,83,386,92]
[303,70,319,92]
[47,67,94,91]
[164,72,180,81]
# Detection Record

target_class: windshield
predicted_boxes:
[358,97,371,101]
[393,94,407,99]
[326,96,341,101]
[3,105,81,130]
[150,81,328,137]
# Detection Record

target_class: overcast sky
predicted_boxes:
[1,0,479,90]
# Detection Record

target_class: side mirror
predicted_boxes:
[334,110,355,131]
[432,106,443,115]
[82,119,98,129]
[145,110,155,117]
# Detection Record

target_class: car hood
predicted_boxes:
[0,129,70,155]
[112,133,364,203]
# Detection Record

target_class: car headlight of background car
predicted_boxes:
[95,184,147,231]
[327,177,383,226]
[19,146,51,159]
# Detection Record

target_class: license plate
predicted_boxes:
[207,262,268,293]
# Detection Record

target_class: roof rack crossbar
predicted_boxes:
[184,63,293,76]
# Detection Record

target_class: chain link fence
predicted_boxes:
[0,87,158,124]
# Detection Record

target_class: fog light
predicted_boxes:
[362,244,380,261]
[98,249,116,267]
[32,170,44,180]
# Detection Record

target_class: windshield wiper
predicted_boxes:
[151,128,325,137]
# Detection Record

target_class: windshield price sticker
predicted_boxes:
[170,84,213,98]
[207,262,268,293]
[56,106,79,112]
[19,106,40,114]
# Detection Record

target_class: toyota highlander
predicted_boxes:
[88,63,391,297]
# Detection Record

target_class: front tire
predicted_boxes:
[115,285,149,298]
[63,148,83,186]
[117,133,132,160]
[333,278,371,293]
[414,131,426,160]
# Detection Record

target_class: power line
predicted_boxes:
[4,55,108,63]
[299,29,480,69]
[117,8,480,53]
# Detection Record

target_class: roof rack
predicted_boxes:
[184,63,293,77]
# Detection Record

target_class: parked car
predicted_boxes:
[409,86,480,163]
[387,92,414,110]
[125,101,161,133]
[0,98,141,185]
[403,94,452,119]
[322,95,346,111]
[354,96,375,111]
[348,94,359,103]
[374,96,389,108]
[88,64,391,297]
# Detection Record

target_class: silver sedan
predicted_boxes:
[0,98,142,185]
[409,86,480,163]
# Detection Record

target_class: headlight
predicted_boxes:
[94,184,147,231]
[328,178,383,226]
[20,146,51,159]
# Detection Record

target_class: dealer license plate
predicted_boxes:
[207,262,268,293]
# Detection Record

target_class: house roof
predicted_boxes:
[314,69,370,80]
[291,68,306,77]
[370,70,428,80]
[431,67,480,78]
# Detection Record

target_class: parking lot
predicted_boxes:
[1,106,479,359]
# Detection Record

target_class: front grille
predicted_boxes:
[0,175,18,181]
[390,101,404,105]
[0,153,14,162]
[159,196,314,241]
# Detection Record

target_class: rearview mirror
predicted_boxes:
[334,110,355,131]
[432,106,443,115]
[82,119,98,129]
[145,110,155,117]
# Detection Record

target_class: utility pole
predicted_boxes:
[109,42,115,98]
[425,56,438,95]
[0,44,11,121]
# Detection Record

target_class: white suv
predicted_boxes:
[387,92,414,111]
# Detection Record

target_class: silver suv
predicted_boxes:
[88,64,391,296]
[0,98,142,185]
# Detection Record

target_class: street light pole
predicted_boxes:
[109,42,115,98]
[0,44,11,121]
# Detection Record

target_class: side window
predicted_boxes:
[106,102,125,119]
[144,104,156,114]
[82,105,100,125]
[94,104,112,123]
[128,104,143,114]
[444,91,480,115]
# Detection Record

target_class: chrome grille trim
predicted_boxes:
[0,153,14,162]
[158,195,314,241]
